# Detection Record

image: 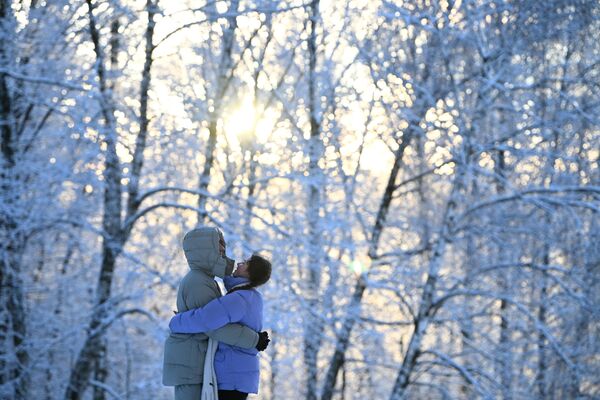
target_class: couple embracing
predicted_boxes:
[163,227,272,400]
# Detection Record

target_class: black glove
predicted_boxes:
[255,331,270,351]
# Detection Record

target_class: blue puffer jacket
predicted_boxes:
[169,276,263,394]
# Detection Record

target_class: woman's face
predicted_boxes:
[234,259,250,278]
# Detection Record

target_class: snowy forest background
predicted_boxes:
[1,0,599,399]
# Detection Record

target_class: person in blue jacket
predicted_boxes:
[169,254,272,400]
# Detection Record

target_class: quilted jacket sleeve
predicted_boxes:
[169,292,249,334]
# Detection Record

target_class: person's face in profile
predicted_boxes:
[234,258,250,278]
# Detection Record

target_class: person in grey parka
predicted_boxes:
[162,227,270,400]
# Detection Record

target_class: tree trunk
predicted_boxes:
[494,149,514,399]
[66,242,123,400]
[197,0,240,224]
[0,2,29,397]
[92,16,122,400]
[320,130,414,400]
[303,1,323,399]
[65,1,156,397]
[389,154,467,399]
[45,241,74,400]
[536,276,548,399]
[268,328,279,400]
[126,0,156,229]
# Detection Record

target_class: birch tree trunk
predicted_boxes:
[494,149,514,400]
[65,4,122,397]
[242,18,273,244]
[92,15,122,400]
[303,1,324,398]
[65,1,157,397]
[388,159,468,399]
[320,128,415,400]
[197,0,241,224]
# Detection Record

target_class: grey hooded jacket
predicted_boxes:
[162,227,259,386]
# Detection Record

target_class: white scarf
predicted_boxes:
[201,338,219,400]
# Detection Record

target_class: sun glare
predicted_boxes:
[224,97,256,145]
[223,97,280,147]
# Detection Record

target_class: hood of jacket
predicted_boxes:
[182,227,233,278]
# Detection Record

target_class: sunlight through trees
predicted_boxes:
[0,0,598,399]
